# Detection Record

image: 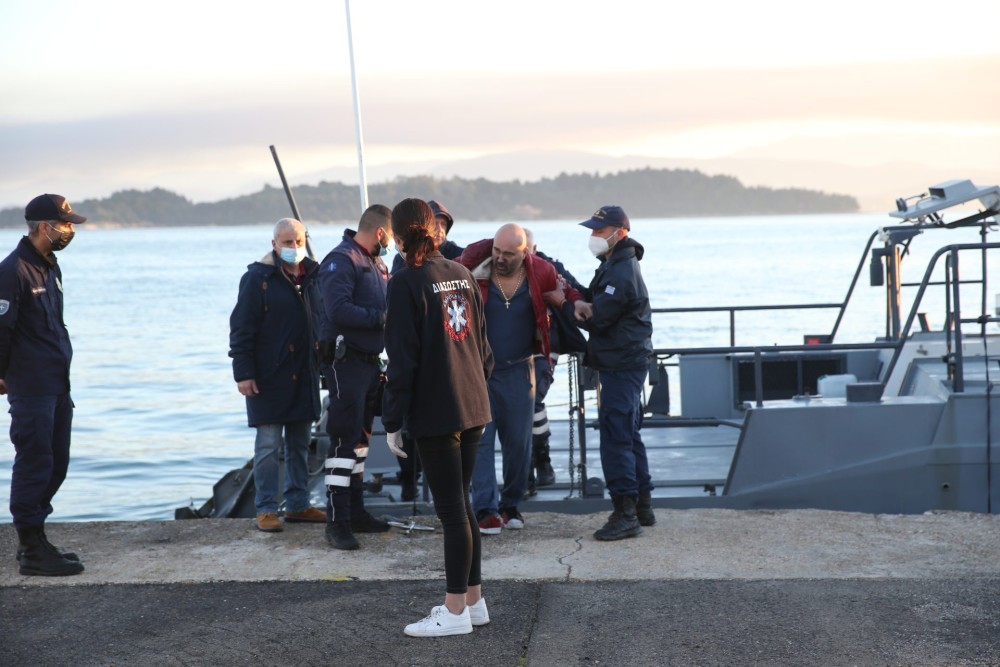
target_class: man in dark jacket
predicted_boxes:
[318,204,393,550]
[229,218,325,533]
[390,199,464,500]
[576,205,654,541]
[0,194,86,576]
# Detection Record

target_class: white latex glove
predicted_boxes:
[386,431,407,458]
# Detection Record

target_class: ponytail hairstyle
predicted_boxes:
[391,198,438,268]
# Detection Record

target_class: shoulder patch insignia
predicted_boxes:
[327,262,337,272]
[604,285,616,295]
[0,300,8,316]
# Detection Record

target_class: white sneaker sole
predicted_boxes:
[404,624,473,637]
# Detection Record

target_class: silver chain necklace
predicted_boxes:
[494,266,525,309]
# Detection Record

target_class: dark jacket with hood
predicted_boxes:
[579,236,653,372]
[229,251,323,427]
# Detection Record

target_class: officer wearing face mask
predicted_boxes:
[317,204,394,550]
[229,218,325,534]
[0,194,86,576]
[575,205,654,542]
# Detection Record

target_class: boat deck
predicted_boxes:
[359,416,739,513]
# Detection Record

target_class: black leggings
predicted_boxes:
[416,426,485,594]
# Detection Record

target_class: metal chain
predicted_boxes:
[566,353,578,498]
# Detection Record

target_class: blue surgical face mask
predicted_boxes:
[279,246,306,265]
[372,231,391,257]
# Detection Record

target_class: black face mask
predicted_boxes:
[44,223,75,251]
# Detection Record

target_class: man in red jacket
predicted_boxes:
[457,224,576,532]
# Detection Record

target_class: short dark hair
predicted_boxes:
[358,204,391,233]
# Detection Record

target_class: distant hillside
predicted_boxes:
[0,168,858,227]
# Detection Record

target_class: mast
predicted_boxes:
[344,0,369,213]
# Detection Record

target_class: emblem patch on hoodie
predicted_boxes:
[443,293,471,342]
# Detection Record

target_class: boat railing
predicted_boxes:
[566,239,1000,497]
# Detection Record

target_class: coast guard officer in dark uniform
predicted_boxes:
[319,204,394,550]
[576,205,654,542]
[0,194,86,576]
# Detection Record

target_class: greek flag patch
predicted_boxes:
[605,285,616,295]
[0,300,8,316]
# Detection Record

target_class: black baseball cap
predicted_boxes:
[25,194,87,224]
[580,205,629,231]
[428,200,454,232]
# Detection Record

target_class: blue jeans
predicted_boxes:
[8,393,73,529]
[598,368,653,499]
[253,420,312,513]
[472,360,535,515]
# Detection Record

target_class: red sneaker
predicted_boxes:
[477,513,502,535]
[500,508,525,530]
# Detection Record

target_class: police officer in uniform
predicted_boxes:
[319,204,394,550]
[576,205,654,541]
[0,194,86,576]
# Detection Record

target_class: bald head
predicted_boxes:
[492,223,528,277]
[523,227,537,255]
[273,217,305,240]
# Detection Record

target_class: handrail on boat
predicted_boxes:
[567,236,999,497]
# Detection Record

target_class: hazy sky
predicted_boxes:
[2,0,998,211]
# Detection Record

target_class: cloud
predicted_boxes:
[1,54,996,207]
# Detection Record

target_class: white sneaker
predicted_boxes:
[468,598,490,626]
[404,605,473,637]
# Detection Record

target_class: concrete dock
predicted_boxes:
[2,509,999,666]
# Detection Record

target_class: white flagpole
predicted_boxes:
[344,0,369,213]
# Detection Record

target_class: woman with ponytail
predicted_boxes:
[381,198,494,637]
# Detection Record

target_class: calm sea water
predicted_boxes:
[0,212,992,522]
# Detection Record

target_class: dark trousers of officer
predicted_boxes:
[8,393,73,529]
[416,426,484,594]
[532,355,554,461]
[323,357,380,523]
[597,368,653,499]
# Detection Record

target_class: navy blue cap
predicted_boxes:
[428,200,454,232]
[25,194,87,224]
[579,205,629,231]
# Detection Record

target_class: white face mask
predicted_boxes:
[279,246,307,265]
[588,233,613,257]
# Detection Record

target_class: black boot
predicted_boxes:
[636,491,656,527]
[525,469,537,499]
[533,435,556,487]
[325,521,359,551]
[351,508,390,533]
[350,476,390,532]
[14,528,80,563]
[17,526,84,576]
[594,496,642,541]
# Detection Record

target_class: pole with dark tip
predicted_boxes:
[269,144,315,260]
